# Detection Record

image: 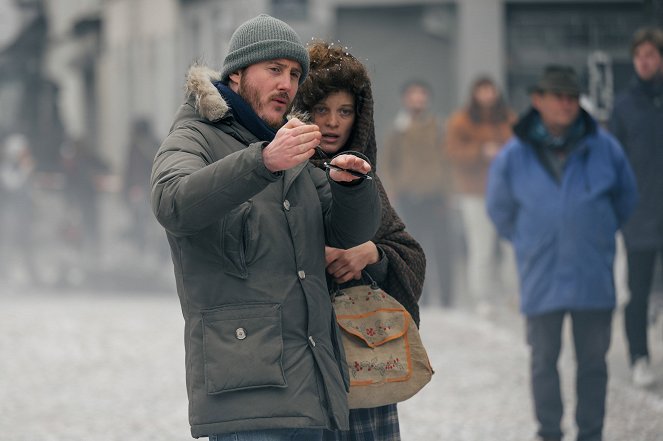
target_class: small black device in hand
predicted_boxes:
[323,161,373,180]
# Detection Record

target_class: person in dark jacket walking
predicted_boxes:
[151,15,381,440]
[609,26,663,389]
[487,65,638,441]
[123,118,160,254]
[293,40,426,441]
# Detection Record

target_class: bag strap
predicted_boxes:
[361,271,380,290]
[330,270,380,299]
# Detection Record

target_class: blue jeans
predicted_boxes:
[210,429,323,441]
[527,309,612,441]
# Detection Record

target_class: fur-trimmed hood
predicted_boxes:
[184,65,229,122]
[183,64,308,126]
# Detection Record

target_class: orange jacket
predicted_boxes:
[444,109,516,195]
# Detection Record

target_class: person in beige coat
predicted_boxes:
[382,80,455,307]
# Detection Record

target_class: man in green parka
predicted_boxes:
[150,14,381,441]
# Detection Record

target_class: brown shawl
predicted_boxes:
[294,41,426,325]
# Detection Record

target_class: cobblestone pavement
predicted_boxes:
[400,307,663,441]
[1,290,662,441]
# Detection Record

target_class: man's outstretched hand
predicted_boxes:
[263,118,321,172]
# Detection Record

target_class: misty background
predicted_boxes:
[0,0,660,292]
[1,0,663,440]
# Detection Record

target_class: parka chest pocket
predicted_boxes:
[201,303,286,394]
[220,201,254,279]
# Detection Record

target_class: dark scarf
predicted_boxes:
[527,112,586,153]
[528,113,587,181]
[214,82,277,142]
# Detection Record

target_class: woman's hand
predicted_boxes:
[327,154,371,182]
[325,242,379,284]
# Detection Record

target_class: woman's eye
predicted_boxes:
[340,109,354,117]
[313,107,328,115]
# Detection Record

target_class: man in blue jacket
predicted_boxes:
[487,65,638,441]
[610,26,663,389]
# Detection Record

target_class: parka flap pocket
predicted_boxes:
[336,309,409,348]
[202,303,286,394]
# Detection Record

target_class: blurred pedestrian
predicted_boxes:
[0,133,36,287]
[123,118,160,255]
[445,76,517,315]
[293,40,426,441]
[150,15,380,440]
[486,65,638,441]
[60,137,109,260]
[382,80,455,307]
[609,26,663,389]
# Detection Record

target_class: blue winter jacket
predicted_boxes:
[486,109,638,316]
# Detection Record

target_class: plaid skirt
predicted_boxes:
[323,404,400,441]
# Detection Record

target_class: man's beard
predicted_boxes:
[238,77,292,130]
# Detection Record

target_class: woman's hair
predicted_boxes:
[294,40,376,164]
[467,75,510,124]
[295,41,370,116]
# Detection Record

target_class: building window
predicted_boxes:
[271,0,308,22]
[505,2,643,114]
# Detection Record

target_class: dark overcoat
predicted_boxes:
[610,77,663,250]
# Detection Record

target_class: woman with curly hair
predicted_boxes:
[293,41,426,441]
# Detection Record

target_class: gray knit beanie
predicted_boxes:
[221,14,309,85]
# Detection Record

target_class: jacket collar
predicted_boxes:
[630,74,663,100]
[184,64,303,127]
[514,107,597,146]
[214,82,277,142]
[185,64,230,122]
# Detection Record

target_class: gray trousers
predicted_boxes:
[526,309,613,441]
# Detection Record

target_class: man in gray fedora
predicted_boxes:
[151,14,380,440]
[486,65,638,441]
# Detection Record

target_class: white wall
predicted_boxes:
[43,0,102,142]
[98,0,179,172]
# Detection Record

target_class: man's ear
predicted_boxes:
[228,71,241,89]
[530,92,543,112]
